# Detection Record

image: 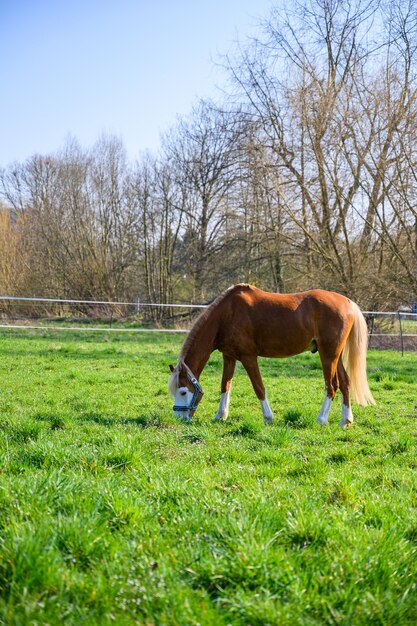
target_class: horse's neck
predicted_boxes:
[182,338,212,379]
[182,316,218,378]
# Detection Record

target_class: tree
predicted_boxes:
[0,203,29,300]
[163,100,243,301]
[0,136,142,306]
[227,0,417,306]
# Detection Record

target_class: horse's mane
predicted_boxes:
[180,284,249,359]
[168,284,251,397]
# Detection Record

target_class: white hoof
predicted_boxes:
[317,415,328,426]
[339,417,353,429]
[264,415,274,425]
[212,413,228,422]
[340,404,354,429]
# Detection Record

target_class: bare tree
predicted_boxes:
[227,0,417,307]
[0,203,29,301]
[0,136,141,305]
[130,152,185,315]
[163,100,243,300]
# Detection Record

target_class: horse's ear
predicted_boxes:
[169,364,175,372]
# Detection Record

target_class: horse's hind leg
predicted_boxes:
[241,356,273,424]
[317,354,339,426]
[337,359,354,429]
[213,355,236,422]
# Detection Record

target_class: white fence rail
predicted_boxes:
[0,295,206,309]
[0,295,201,334]
[0,296,416,351]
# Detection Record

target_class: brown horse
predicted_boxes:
[169,284,375,428]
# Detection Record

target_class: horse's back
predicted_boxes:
[217,285,355,358]
[217,285,311,357]
[227,285,353,317]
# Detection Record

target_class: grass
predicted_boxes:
[0,330,416,625]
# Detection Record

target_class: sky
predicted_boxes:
[0,0,275,167]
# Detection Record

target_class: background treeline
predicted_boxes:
[1,0,416,315]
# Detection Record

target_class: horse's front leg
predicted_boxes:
[213,355,236,422]
[241,356,274,424]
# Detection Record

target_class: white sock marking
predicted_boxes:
[213,389,232,422]
[339,403,354,428]
[317,396,333,426]
[261,396,274,424]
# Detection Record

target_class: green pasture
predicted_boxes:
[0,331,416,625]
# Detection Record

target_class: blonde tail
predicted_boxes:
[342,303,375,406]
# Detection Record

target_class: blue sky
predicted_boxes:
[0,0,274,167]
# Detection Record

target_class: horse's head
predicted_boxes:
[168,360,204,421]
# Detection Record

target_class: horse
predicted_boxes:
[168,284,375,428]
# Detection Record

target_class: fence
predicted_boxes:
[0,295,204,333]
[0,296,416,352]
[364,311,417,354]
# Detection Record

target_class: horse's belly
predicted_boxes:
[257,333,311,357]
[221,306,314,359]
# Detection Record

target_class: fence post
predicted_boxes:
[398,311,404,356]
[367,314,375,349]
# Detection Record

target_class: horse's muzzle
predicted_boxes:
[173,372,204,419]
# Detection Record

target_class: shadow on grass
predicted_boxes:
[80,411,167,429]
[227,423,260,438]
[33,410,166,429]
